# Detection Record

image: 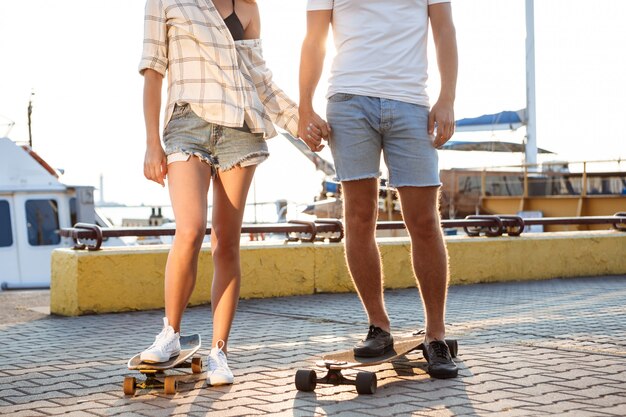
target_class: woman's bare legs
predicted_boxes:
[210,164,256,354]
[164,157,212,332]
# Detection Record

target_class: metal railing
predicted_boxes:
[478,159,626,198]
[59,213,626,251]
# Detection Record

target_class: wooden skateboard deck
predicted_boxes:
[296,333,458,395]
[128,334,201,371]
[124,334,204,395]
[318,336,430,370]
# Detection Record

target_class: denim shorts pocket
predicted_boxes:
[328,93,355,103]
[171,103,189,119]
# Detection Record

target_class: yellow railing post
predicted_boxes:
[582,162,588,197]
[481,169,487,198]
[523,165,529,198]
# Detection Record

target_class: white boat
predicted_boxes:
[0,137,126,290]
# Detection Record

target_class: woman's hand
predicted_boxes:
[298,110,331,152]
[144,141,168,187]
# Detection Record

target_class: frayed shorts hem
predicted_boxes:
[166,149,269,174]
[334,173,380,183]
[389,182,443,188]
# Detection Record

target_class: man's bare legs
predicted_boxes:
[342,178,391,332]
[210,165,256,354]
[164,158,213,332]
[397,185,448,343]
[342,180,449,343]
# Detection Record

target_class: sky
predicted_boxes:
[1,0,625,208]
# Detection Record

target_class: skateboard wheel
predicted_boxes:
[355,371,377,395]
[164,376,178,395]
[294,369,317,392]
[123,376,136,396]
[446,339,458,358]
[191,356,203,374]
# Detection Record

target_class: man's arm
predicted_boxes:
[428,2,458,148]
[299,10,332,151]
[143,68,167,187]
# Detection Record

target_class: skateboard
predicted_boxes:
[295,333,458,395]
[123,334,204,395]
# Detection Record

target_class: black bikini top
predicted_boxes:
[223,0,244,41]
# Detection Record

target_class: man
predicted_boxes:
[298,0,458,378]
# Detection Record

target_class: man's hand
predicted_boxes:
[298,109,331,152]
[144,141,168,187]
[299,9,332,152]
[429,2,458,149]
[429,99,455,148]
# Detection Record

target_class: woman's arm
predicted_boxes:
[143,69,167,187]
[238,45,300,138]
[139,0,168,186]
[241,0,261,40]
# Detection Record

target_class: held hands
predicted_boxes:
[429,99,455,148]
[298,110,331,152]
[144,141,168,187]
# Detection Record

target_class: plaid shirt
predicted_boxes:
[139,0,298,138]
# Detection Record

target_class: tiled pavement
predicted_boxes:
[1,275,625,416]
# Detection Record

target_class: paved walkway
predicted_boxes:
[1,276,625,416]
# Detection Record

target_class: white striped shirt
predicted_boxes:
[139,0,298,138]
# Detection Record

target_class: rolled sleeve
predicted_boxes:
[237,41,299,137]
[307,0,333,11]
[255,64,299,137]
[139,0,168,76]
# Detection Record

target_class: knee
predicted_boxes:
[212,242,239,264]
[174,225,206,249]
[211,230,240,263]
[405,212,442,239]
[344,202,378,234]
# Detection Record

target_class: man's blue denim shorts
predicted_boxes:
[326,94,441,187]
[163,103,269,174]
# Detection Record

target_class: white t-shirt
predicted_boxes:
[307,0,450,107]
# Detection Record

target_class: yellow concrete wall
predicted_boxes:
[445,231,626,283]
[240,244,316,298]
[51,230,626,316]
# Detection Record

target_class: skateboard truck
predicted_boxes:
[123,356,203,395]
[124,334,204,395]
[295,368,378,395]
[295,336,458,395]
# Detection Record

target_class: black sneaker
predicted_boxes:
[353,325,394,357]
[423,340,458,379]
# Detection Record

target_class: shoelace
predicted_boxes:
[429,340,451,360]
[148,327,173,349]
[209,350,228,371]
[365,325,385,340]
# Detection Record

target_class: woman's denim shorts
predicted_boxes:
[163,103,269,174]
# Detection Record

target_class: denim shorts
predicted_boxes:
[162,104,269,174]
[326,94,440,187]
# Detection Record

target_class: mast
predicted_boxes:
[99,173,105,204]
[27,91,34,148]
[525,0,538,166]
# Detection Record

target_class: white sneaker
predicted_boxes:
[207,340,234,386]
[140,317,181,363]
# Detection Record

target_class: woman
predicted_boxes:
[138,0,328,386]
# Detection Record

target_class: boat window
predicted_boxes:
[0,200,13,247]
[25,199,61,246]
[70,197,77,226]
